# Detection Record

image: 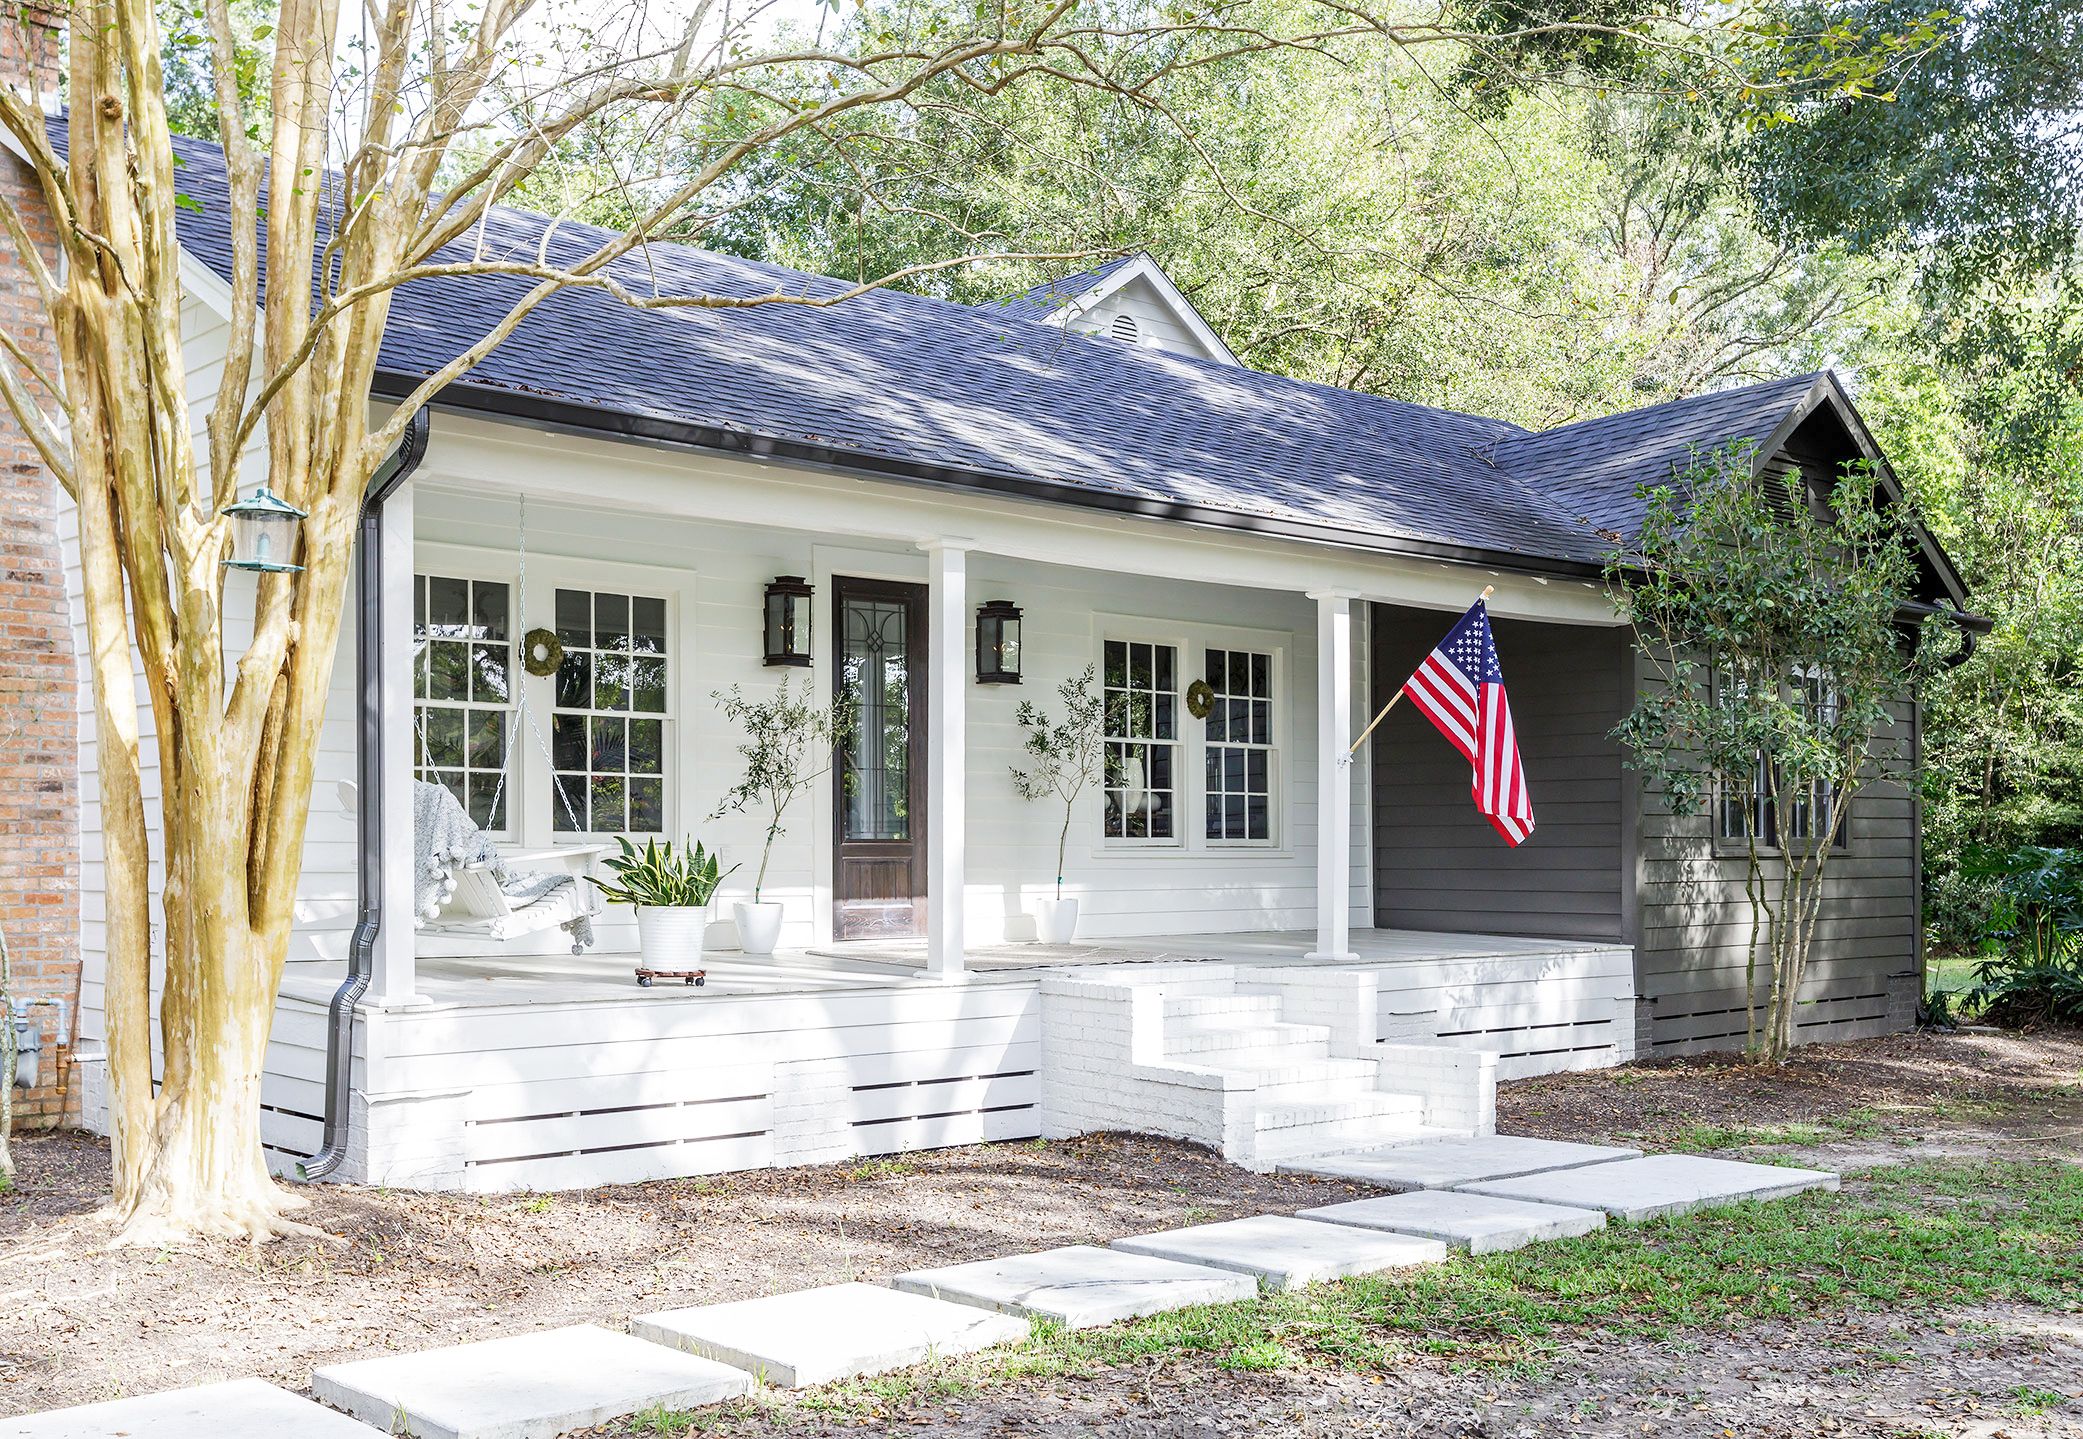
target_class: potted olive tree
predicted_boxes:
[712,676,852,956]
[590,836,732,965]
[1012,665,1105,943]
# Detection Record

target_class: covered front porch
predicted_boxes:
[266,926,1633,1191]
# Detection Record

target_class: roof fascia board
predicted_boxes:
[376,372,1602,581]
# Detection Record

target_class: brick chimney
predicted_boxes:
[0,0,81,1133]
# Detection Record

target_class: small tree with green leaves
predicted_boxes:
[1610,444,1956,1061]
[712,677,853,904]
[1011,666,1107,900]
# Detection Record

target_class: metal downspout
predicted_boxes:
[301,408,432,1181]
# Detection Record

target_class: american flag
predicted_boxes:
[1400,599,1535,847]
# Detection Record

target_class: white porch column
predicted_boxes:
[921,540,969,980]
[1307,589,1359,962]
[369,482,422,1006]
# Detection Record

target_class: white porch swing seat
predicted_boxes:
[337,779,605,952]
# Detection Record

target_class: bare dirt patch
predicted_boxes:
[0,1132,1370,1416]
[1501,1025,2083,1164]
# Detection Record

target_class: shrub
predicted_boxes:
[1963,845,2083,1025]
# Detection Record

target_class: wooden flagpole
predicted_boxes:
[1346,585,1493,757]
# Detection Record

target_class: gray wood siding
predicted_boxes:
[1368,605,1629,942]
[1630,654,1923,1055]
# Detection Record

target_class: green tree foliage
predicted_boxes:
[1608,447,1952,1060]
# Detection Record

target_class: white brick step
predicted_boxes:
[1253,1088,1422,1133]
[1204,1058,1381,1098]
[1161,994,1280,1021]
[1162,1019,1331,1056]
[1251,1110,1432,1165]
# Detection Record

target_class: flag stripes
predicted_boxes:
[1398,598,1534,847]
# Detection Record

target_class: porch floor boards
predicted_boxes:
[276,927,1608,1008]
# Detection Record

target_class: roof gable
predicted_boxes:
[1004,254,1241,366]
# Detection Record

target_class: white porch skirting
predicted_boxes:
[72,931,1635,1193]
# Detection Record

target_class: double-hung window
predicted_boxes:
[1713,665,1848,852]
[550,586,670,835]
[1102,639,1178,841]
[412,574,514,834]
[1204,647,1275,843]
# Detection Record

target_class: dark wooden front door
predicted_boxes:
[833,577,928,939]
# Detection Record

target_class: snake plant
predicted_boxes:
[589,836,735,908]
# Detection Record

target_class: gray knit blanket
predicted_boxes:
[412,780,595,946]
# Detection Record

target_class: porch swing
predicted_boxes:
[339,495,608,955]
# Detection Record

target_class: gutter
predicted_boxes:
[300,407,432,1182]
[366,374,1614,583]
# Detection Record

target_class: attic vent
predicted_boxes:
[1109,313,1141,345]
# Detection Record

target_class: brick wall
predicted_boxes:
[1,4,82,1130]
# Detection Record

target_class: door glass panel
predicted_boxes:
[840,595,911,842]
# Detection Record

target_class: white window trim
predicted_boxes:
[410,553,521,840]
[415,541,696,850]
[1201,643,1283,851]
[1089,614,1294,860]
[1097,626,1187,851]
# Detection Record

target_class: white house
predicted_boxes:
[51,133,1982,1193]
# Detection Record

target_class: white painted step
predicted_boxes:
[1253,1087,1422,1132]
[1162,1019,1331,1060]
[1161,994,1280,1021]
[1202,1057,1380,1099]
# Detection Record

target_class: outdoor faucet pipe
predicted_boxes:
[302,407,431,1182]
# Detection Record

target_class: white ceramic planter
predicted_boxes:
[635,905,708,967]
[734,900,784,956]
[1035,897,1081,945]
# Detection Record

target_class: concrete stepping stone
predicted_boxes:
[3,1378,385,1439]
[1459,1153,1839,1222]
[1299,1190,1606,1254]
[633,1281,1028,1388]
[892,1244,1255,1329]
[1112,1215,1446,1291]
[1279,1134,1640,1190]
[310,1324,752,1439]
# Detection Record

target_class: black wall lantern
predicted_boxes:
[763,575,814,666]
[975,599,1023,684]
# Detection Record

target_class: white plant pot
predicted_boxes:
[734,900,785,957]
[635,905,708,967]
[1035,897,1081,945]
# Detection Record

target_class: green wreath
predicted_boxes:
[1185,678,1215,719]
[523,627,564,678]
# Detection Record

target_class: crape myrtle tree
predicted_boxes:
[1608,445,1954,1061]
[0,0,1943,1242]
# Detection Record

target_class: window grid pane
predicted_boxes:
[1102,639,1177,840]
[553,586,669,834]
[413,574,513,833]
[1204,647,1274,841]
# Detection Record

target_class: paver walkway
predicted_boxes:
[311,1325,752,1439]
[892,1243,1258,1327]
[1112,1214,1445,1289]
[1,1378,386,1439]
[1280,1134,1641,1189]
[633,1282,1028,1388]
[7,1134,1841,1439]
[1300,1190,1606,1253]
[1460,1152,1840,1221]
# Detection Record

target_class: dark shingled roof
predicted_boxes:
[1489,373,1827,539]
[150,126,1841,574]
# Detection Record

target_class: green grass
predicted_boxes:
[994,1161,2083,1380]
[1662,1105,1896,1152]
[1927,954,1981,996]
